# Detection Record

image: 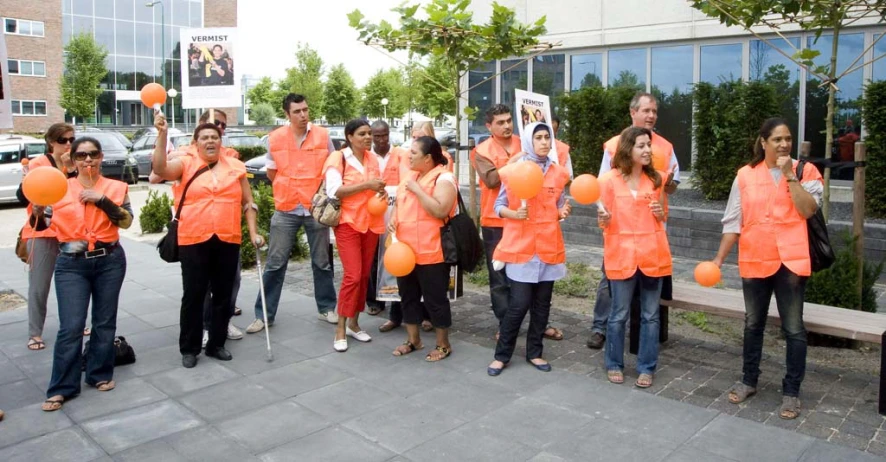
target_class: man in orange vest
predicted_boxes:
[551,115,574,179]
[587,92,680,350]
[246,93,339,334]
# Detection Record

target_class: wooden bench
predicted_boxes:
[655,282,886,414]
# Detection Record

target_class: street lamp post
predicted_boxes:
[146,1,166,115]
[381,97,389,121]
[167,88,178,128]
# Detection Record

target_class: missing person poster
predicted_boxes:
[179,28,241,109]
[0,32,13,129]
[376,187,400,302]
[514,89,559,164]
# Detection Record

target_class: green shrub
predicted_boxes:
[138,189,172,234]
[806,232,884,313]
[863,80,886,217]
[234,145,267,163]
[553,262,597,298]
[240,182,307,268]
[559,85,634,176]
[692,80,780,200]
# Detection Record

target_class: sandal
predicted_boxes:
[378,321,400,333]
[233,306,242,316]
[27,337,45,351]
[42,397,64,412]
[779,396,801,420]
[425,345,451,362]
[367,305,384,316]
[421,321,434,332]
[543,326,564,341]
[607,370,624,384]
[392,341,422,356]
[727,383,757,404]
[635,373,654,388]
[95,380,116,392]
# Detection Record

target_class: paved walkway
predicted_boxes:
[0,238,881,461]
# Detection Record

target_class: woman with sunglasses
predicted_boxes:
[33,137,133,411]
[19,123,76,352]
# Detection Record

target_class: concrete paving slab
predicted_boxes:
[0,378,44,412]
[127,345,181,377]
[0,402,73,449]
[61,377,168,423]
[293,377,400,423]
[0,353,27,385]
[163,426,260,462]
[687,414,816,461]
[116,327,178,353]
[217,399,331,453]
[342,401,468,454]
[0,427,105,462]
[411,378,522,422]
[111,438,187,462]
[258,425,394,462]
[80,400,202,454]
[135,308,182,329]
[218,341,308,376]
[662,446,739,461]
[143,360,240,397]
[178,376,283,422]
[798,439,886,461]
[468,396,595,450]
[545,420,671,462]
[403,423,538,462]
[250,358,349,398]
[277,330,335,358]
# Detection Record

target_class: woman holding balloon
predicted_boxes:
[34,136,133,411]
[486,122,571,376]
[597,126,671,388]
[386,136,457,360]
[324,119,386,352]
[19,123,76,351]
[711,118,821,420]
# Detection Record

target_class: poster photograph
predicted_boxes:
[514,89,559,164]
[179,27,241,109]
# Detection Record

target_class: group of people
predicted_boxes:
[17,89,821,421]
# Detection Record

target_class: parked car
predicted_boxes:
[131,133,193,178]
[223,132,262,149]
[131,127,183,151]
[245,136,345,186]
[0,136,45,204]
[79,127,133,150]
[76,132,139,184]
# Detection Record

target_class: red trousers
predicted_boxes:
[334,223,379,318]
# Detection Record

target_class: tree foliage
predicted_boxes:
[247,77,277,112]
[60,32,109,123]
[250,102,277,126]
[863,80,886,217]
[277,43,325,116]
[361,69,407,119]
[558,85,634,176]
[324,64,360,124]
[410,55,457,118]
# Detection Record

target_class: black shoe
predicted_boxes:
[526,358,552,372]
[205,347,233,361]
[182,354,198,368]
[586,332,605,350]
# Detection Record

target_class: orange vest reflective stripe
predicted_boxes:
[21,155,60,239]
[493,160,569,265]
[268,125,330,211]
[471,136,521,228]
[395,165,454,265]
[555,139,571,175]
[600,169,672,280]
[324,150,386,234]
[378,146,406,187]
[604,132,674,220]
[736,161,820,278]
[176,155,246,246]
[52,177,128,249]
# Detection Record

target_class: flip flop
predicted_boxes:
[42,397,64,412]
[635,373,654,388]
[543,326,564,341]
[27,337,45,351]
[95,380,116,392]
[425,345,451,362]
[607,370,624,384]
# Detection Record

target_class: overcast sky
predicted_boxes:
[237,0,423,87]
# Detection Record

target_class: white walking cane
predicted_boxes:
[255,247,274,362]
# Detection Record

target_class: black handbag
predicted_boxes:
[157,165,211,263]
[797,159,835,272]
[440,191,483,272]
[81,336,136,371]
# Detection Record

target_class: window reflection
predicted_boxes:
[173,0,190,27]
[700,43,742,83]
[73,0,93,15]
[115,55,136,90]
[468,61,495,135]
[533,54,565,105]
[608,48,646,89]
[115,0,134,21]
[136,22,153,57]
[571,53,602,90]
[750,38,801,150]
[651,45,693,170]
[500,59,527,109]
[873,34,886,81]
[116,20,134,56]
[73,15,93,36]
[95,0,114,19]
[95,18,115,54]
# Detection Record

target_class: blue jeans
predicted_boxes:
[605,270,662,375]
[741,264,808,397]
[255,212,336,321]
[591,264,611,334]
[481,226,510,322]
[47,245,126,399]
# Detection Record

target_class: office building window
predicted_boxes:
[608,48,646,89]
[651,45,693,170]
[873,34,886,81]
[500,59,527,109]
[750,38,801,146]
[468,61,495,134]
[533,54,565,105]
[7,59,47,77]
[11,100,48,116]
[571,53,602,90]
[4,18,46,37]
[700,43,742,84]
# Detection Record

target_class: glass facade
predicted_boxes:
[500,59,527,111]
[608,48,646,89]
[700,43,742,84]
[468,61,495,135]
[62,0,202,125]
[874,34,886,81]
[750,38,801,148]
[571,53,602,90]
[532,54,565,112]
[651,45,693,169]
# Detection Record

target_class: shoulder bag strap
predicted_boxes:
[796,158,806,182]
[174,165,212,220]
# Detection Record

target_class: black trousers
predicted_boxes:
[494,280,553,363]
[179,236,240,355]
[481,226,510,322]
[397,263,452,328]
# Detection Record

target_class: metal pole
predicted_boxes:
[171,96,176,128]
[160,3,166,116]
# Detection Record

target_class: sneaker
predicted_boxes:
[586,332,605,349]
[227,322,244,340]
[245,319,265,334]
[202,330,209,349]
[318,311,339,324]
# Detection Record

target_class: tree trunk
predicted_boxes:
[822,23,841,222]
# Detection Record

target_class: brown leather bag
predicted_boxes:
[15,230,28,263]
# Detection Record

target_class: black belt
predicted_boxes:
[62,242,119,259]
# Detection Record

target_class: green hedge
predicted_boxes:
[863,80,886,217]
[692,80,780,200]
[240,182,307,268]
[806,233,883,313]
[234,145,267,163]
[138,190,173,234]
[559,86,634,176]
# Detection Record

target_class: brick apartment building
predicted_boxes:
[1,0,237,133]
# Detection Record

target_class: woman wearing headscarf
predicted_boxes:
[486,122,571,376]
[151,113,263,368]
[19,123,76,351]
[36,136,133,411]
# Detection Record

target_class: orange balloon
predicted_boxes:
[140,83,167,109]
[694,262,722,287]
[384,241,416,277]
[22,166,68,206]
[652,152,667,171]
[509,161,544,200]
[21,157,29,166]
[368,195,387,217]
[570,174,600,205]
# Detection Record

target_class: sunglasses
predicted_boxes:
[56,137,76,144]
[73,150,101,161]
[214,120,226,129]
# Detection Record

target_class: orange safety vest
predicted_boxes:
[21,154,61,239]
[600,169,672,280]
[267,125,330,211]
[171,145,240,205]
[323,150,386,234]
[493,160,570,265]
[52,177,128,249]
[604,131,674,219]
[555,139,571,175]
[470,136,522,228]
[176,155,246,246]
[736,161,821,278]
[395,165,455,265]
[377,146,406,187]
